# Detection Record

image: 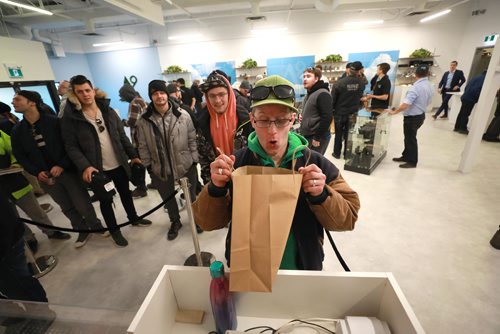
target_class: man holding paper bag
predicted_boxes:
[193,75,360,286]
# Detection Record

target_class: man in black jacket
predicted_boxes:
[299,67,332,155]
[12,90,106,248]
[0,191,48,302]
[61,75,151,248]
[331,61,366,159]
[433,60,466,120]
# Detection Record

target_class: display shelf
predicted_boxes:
[162,72,192,86]
[315,61,349,83]
[396,56,439,86]
[128,265,424,334]
[235,66,266,84]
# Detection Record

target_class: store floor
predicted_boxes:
[29,111,499,334]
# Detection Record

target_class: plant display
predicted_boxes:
[241,58,258,69]
[165,65,184,74]
[319,54,343,62]
[409,48,432,58]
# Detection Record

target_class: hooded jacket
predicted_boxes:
[299,80,333,140]
[60,89,138,175]
[136,98,198,181]
[192,132,360,270]
[331,74,366,116]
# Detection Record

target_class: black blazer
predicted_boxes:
[438,70,466,92]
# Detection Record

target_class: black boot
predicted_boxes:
[167,221,182,240]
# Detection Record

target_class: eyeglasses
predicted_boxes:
[207,92,228,100]
[253,118,292,128]
[250,85,295,101]
[96,118,105,133]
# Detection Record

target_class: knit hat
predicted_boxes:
[16,90,42,105]
[0,101,11,114]
[250,75,297,112]
[240,80,251,90]
[118,84,137,102]
[166,83,179,95]
[148,80,168,99]
[200,70,229,93]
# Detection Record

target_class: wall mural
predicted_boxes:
[189,61,236,84]
[266,55,315,102]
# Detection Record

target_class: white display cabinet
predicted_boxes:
[128,265,425,334]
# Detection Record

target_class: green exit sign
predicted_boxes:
[484,34,498,43]
[7,66,23,78]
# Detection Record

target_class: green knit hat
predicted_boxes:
[250,75,298,112]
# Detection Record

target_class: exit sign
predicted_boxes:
[5,65,23,78]
[483,34,498,45]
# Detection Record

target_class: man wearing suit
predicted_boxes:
[433,61,466,119]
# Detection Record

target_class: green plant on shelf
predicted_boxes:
[409,48,432,58]
[165,65,184,74]
[241,58,258,69]
[319,54,343,63]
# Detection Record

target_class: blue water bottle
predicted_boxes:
[209,261,237,334]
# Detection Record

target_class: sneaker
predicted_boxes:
[439,115,448,119]
[167,221,182,240]
[392,156,406,162]
[131,188,148,198]
[74,233,91,248]
[110,231,128,247]
[48,231,71,240]
[40,203,53,213]
[131,218,152,227]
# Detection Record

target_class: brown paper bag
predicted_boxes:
[229,165,303,292]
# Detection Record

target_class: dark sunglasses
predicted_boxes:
[250,85,295,101]
[96,118,105,133]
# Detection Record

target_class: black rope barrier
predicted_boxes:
[19,190,178,234]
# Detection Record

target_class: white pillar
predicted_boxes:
[458,43,500,173]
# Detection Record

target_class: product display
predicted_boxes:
[344,110,391,175]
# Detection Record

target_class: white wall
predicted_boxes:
[0,36,55,82]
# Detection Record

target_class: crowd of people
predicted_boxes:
[1,59,498,303]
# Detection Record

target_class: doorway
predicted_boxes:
[468,46,493,79]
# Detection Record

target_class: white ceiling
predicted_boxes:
[0,0,476,42]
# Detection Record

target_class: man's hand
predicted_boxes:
[453,85,460,91]
[130,158,142,165]
[210,152,235,188]
[50,166,64,177]
[83,166,99,183]
[299,164,326,197]
[311,139,320,147]
[438,88,442,94]
[38,171,50,183]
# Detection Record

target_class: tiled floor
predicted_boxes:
[24,111,500,333]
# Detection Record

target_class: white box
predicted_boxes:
[128,266,425,334]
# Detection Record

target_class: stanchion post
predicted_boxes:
[179,177,203,266]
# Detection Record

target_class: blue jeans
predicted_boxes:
[0,238,48,302]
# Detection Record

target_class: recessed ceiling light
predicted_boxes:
[168,34,203,41]
[420,9,451,23]
[0,0,53,15]
[344,20,384,27]
[92,41,125,47]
